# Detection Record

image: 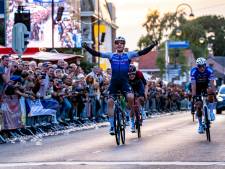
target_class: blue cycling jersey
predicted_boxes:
[190,66,215,87]
[99,51,139,81]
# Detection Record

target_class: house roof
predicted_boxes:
[208,56,225,67]
[132,51,158,70]
[207,56,225,78]
[133,49,195,70]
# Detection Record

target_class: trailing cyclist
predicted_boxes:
[82,36,158,135]
[190,57,216,134]
[128,65,146,132]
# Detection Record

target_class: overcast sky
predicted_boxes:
[108,0,225,50]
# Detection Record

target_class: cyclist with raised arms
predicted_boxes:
[82,37,157,134]
[190,57,216,134]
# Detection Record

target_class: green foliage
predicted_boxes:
[80,60,96,74]
[137,35,152,49]
[139,9,225,58]
[177,54,189,75]
[139,9,182,47]
[178,15,225,57]
[156,52,165,77]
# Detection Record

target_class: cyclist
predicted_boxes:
[190,57,216,134]
[82,36,158,134]
[128,64,147,118]
[128,65,145,132]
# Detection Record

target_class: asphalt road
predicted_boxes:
[1,111,225,169]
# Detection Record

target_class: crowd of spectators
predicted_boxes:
[0,54,190,131]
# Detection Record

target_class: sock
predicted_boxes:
[126,109,131,117]
[198,117,203,126]
[141,107,146,118]
[108,117,114,128]
[208,103,214,114]
[130,117,135,128]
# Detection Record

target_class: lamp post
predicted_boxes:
[51,0,54,49]
[164,3,194,82]
[176,3,194,18]
[97,0,100,66]
[174,28,182,68]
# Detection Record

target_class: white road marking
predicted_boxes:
[1,161,225,167]
[92,150,102,154]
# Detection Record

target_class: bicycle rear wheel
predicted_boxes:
[192,112,195,122]
[204,106,211,142]
[120,111,126,144]
[135,111,141,138]
[114,108,121,145]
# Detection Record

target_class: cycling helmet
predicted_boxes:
[114,36,126,43]
[196,57,206,66]
[128,64,136,75]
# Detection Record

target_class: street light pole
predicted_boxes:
[97,0,100,66]
[52,0,54,49]
[176,3,194,18]
[165,36,169,82]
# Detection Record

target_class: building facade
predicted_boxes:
[81,0,117,68]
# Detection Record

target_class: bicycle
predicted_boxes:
[113,93,126,145]
[195,94,213,142]
[133,93,142,138]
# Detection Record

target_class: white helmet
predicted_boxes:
[114,36,126,43]
[196,57,206,66]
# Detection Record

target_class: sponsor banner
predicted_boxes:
[1,96,23,130]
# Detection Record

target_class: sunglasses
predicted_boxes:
[115,41,125,45]
[128,73,136,76]
[197,65,206,68]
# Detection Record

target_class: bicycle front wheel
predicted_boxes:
[204,106,211,142]
[120,111,126,144]
[114,108,121,145]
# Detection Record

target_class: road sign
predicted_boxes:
[12,23,29,55]
[168,41,190,49]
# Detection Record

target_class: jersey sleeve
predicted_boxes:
[100,52,113,59]
[190,68,197,81]
[207,67,215,81]
[127,51,139,59]
[137,71,147,86]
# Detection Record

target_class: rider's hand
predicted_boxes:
[151,40,158,47]
[81,42,88,48]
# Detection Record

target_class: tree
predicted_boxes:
[156,51,165,77]
[171,15,225,57]
[138,9,186,49]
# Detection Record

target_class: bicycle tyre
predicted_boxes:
[120,110,126,144]
[135,111,141,138]
[204,106,211,142]
[114,107,120,145]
